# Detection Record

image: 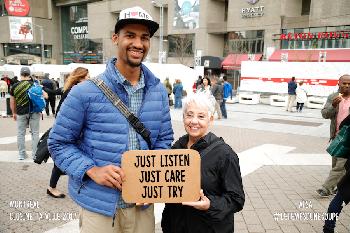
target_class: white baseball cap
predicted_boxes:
[114,6,159,37]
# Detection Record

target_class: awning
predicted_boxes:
[222,54,263,70]
[200,56,223,69]
[268,49,350,62]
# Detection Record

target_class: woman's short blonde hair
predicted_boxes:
[182,92,216,117]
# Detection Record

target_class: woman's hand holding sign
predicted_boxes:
[182,189,210,211]
[86,165,125,190]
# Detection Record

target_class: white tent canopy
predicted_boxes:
[144,62,199,95]
[31,64,71,80]
[1,63,200,94]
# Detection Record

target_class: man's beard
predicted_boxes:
[126,56,143,67]
[126,47,146,67]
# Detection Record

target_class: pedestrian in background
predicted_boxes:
[286,76,297,112]
[221,75,232,119]
[162,92,245,233]
[48,6,173,233]
[173,79,183,109]
[211,76,223,120]
[10,67,41,160]
[323,114,350,233]
[197,76,211,97]
[193,75,203,93]
[163,77,173,106]
[2,75,11,93]
[0,78,7,98]
[11,76,19,87]
[316,74,350,197]
[42,73,56,116]
[47,67,90,199]
[296,81,307,112]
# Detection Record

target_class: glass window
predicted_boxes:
[225,30,264,54]
[168,34,194,57]
[301,0,311,15]
[294,28,309,49]
[61,4,103,64]
[0,0,8,16]
[281,40,288,49]
[224,0,228,22]
[3,43,52,58]
[288,40,295,49]
[303,40,310,49]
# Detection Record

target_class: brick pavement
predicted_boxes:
[0,100,349,232]
[236,165,350,233]
[0,162,78,233]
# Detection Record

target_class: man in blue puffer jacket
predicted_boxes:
[48,6,174,233]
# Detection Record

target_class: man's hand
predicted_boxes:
[332,94,343,108]
[86,165,125,190]
[12,113,17,121]
[182,189,210,211]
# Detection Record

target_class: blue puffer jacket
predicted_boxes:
[48,58,174,217]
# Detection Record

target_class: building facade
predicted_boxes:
[1,0,349,68]
[0,0,61,65]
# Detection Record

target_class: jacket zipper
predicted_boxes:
[112,199,119,227]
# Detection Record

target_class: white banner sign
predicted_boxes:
[9,16,33,42]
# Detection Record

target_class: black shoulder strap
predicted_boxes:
[90,78,152,149]
[200,138,224,158]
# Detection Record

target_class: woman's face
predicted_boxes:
[183,102,213,143]
[203,78,208,86]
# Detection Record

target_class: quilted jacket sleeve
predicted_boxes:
[152,87,174,150]
[48,87,95,185]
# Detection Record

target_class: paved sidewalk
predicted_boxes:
[0,100,349,232]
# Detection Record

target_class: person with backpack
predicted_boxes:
[10,67,46,160]
[161,92,245,233]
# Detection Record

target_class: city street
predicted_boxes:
[0,99,349,233]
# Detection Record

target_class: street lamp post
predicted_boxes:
[40,26,44,64]
[152,0,165,64]
[33,24,45,64]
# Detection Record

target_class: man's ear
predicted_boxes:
[112,33,119,45]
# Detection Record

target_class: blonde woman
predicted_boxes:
[47,67,89,198]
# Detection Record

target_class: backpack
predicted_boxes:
[27,82,46,113]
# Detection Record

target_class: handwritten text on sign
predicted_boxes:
[122,149,201,203]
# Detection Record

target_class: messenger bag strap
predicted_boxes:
[90,78,152,149]
[200,139,224,159]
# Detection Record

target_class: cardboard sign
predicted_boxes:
[122,149,201,203]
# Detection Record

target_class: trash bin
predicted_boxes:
[6,95,12,116]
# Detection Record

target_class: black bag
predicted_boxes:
[34,128,51,164]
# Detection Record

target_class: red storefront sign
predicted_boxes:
[280,31,350,40]
[5,0,30,17]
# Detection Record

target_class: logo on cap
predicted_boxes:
[121,7,152,21]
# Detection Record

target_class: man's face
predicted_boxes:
[112,24,150,68]
[339,75,350,95]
